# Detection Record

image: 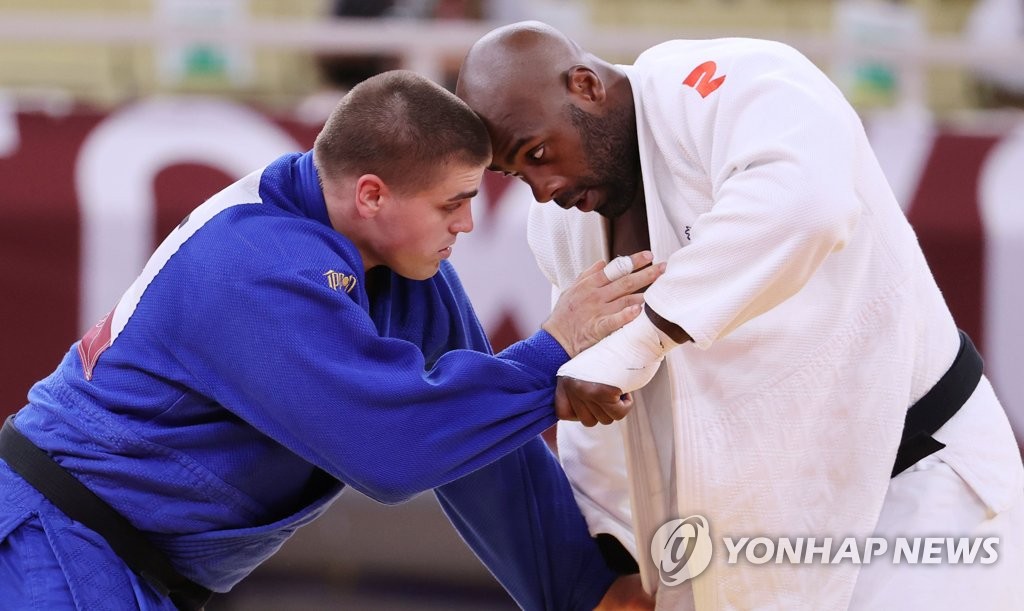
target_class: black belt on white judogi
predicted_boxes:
[892,328,983,477]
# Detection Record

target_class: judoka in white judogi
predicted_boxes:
[459,24,1024,611]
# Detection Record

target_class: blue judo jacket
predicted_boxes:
[0,152,615,609]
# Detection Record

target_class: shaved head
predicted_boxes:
[457,21,584,111]
[456,21,643,219]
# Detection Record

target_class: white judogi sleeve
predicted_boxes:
[635,41,863,349]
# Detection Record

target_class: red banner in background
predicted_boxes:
[2,100,1022,445]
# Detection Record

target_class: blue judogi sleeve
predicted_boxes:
[371,264,618,610]
[437,441,617,611]
[160,225,566,504]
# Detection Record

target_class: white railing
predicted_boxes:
[0,13,1022,108]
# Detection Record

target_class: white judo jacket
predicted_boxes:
[527,39,987,610]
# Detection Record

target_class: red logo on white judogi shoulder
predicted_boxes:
[683,61,726,98]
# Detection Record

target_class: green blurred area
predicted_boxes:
[0,0,995,113]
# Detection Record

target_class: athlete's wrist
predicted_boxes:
[541,319,577,358]
[557,312,679,393]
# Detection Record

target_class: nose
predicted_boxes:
[521,167,567,204]
[451,201,474,234]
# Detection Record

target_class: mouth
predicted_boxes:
[556,189,590,212]
[572,190,599,213]
[439,244,454,258]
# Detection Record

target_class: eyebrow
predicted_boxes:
[447,189,478,202]
[504,136,533,167]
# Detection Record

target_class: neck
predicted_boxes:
[608,190,650,257]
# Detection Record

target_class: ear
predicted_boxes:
[354,174,388,219]
[566,65,605,104]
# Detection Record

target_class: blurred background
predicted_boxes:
[1,0,1022,608]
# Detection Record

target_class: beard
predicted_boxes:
[566,102,642,219]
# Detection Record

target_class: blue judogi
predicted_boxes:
[0,152,614,609]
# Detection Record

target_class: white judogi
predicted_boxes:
[528,39,1024,610]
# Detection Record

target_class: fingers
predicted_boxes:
[576,251,659,292]
[551,253,664,357]
[626,250,655,274]
[598,302,643,338]
[558,378,599,427]
[578,259,611,285]
[577,405,600,427]
[582,393,630,427]
[606,261,666,297]
[603,392,633,422]
[585,248,647,284]
[597,251,653,285]
[602,255,635,283]
[556,378,634,427]
[616,293,647,310]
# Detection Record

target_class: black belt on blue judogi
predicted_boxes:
[0,416,212,611]
[891,329,983,477]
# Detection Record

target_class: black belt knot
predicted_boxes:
[892,329,983,477]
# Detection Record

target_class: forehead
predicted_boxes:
[416,162,485,198]
[480,95,563,166]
